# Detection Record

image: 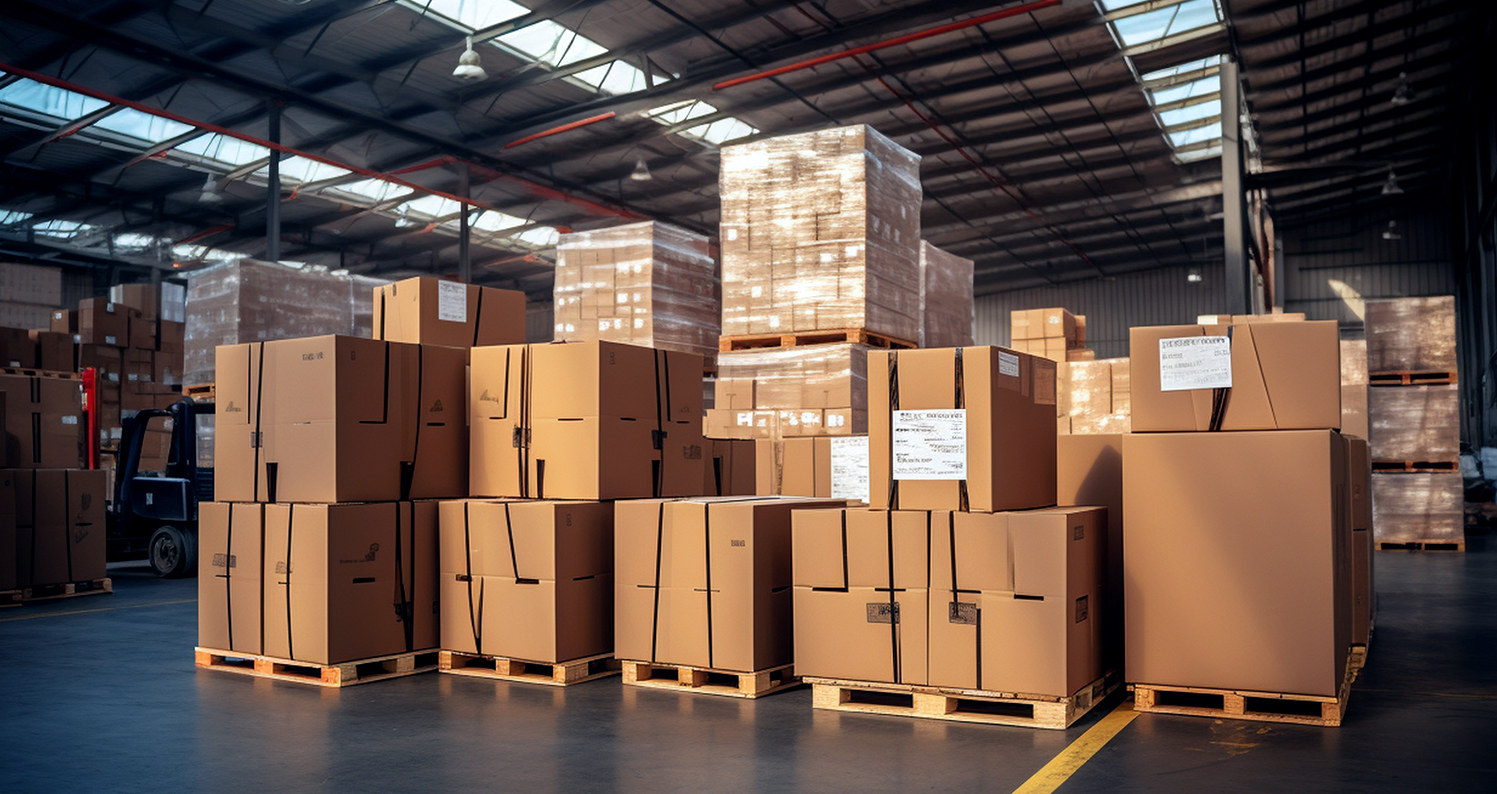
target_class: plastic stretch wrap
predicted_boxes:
[919,242,974,348]
[553,221,719,358]
[1369,384,1460,462]
[184,259,386,385]
[1056,357,1131,435]
[1372,472,1463,543]
[707,343,870,439]
[1365,296,1456,373]
[720,125,922,341]
[1340,339,1367,386]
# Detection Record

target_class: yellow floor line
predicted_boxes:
[0,598,195,623]
[1011,700,1138,794]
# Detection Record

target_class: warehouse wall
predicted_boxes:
[1450,24,1497,451]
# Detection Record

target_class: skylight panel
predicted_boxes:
[256,155,352,184]
[1111,0,1222,48]
[1149,75,1220,107]
[408,0,527,31]
[400,194,462,218]
[33,219,98,240]
[471,210,527,233]
[175,133,272,166]
[112,233,159,253]
[0,209,33,226]
[496,21,607,68]
[1159,99,1222,127]
[334,178,413,204]
[682,117,758,145]
[173,243,247,264]
[90,107,194,143]
[1169,122,1222,148]
[1141,55,1222,84]
[1176,145,1223,162]
[0,78,109,120]
[516,226,560,247]
[646,100,717,126]
[575,61,655,95]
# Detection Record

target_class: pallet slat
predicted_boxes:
[1371,460,1458,473]
[20,578,112,602]
[438,650,619,687]
[719,328,916,353]
[0,367,80,380]
[194,647,438,687]
[1131,659,1354,727]
[1377,539,1465,552]
[621,660,798,699]
[803,672,1120,730]
[1368,370,1457,386]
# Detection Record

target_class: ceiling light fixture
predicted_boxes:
[453,37,489,82]
[198,175,222,204]
[1390,72,1414,107]
[1187,268,1203,283]
[1382,220,1402,241]
[629,157,653,181]
[394,206,413,229]
[1381,170,1404,196]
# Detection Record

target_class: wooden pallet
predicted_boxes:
[1377,539,1465,552]
[1371,460,1458,473]
[0,367,80,380]
[21,578,112,602]
[621,660,799,699]
[0,589,21,608]
[439,650,619,687]
[1369,370,1456,386]
[1131,660,1353,727]
[181,383,215,399]
[1349,645,1369,676]
[719,328,916,353]
[194,647,439,687]
[804,671,1120,730]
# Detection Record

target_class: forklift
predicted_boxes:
[106,396,215,577]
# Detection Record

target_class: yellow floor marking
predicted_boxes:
[0,598,195,623]
[1011,700,1138,794]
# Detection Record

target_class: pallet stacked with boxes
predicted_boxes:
[1124,315,1370,726]
[1057,358,1132,435]
[0,262,65,331]
[792,345,1121,729]
[1364,296,1463,551]
[195,278,523,686]
[1011,308,1090,362]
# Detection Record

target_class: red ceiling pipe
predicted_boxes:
[713,0,1064,90]
[175,224,236,245]
[0,62,636,220]
[503,112,617,149]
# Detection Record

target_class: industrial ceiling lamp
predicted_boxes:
[1382,220,1402,241]
[629,157,653,181]
[1390,72,1414,106]
[1381,169,1404,196]
[1187,268,1203,283]
[198,175,222,204]
[453,37,489,82]
[394,206,413,229]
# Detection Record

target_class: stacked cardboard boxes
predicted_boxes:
[0,373,83,469]
[706,344,869,439]
[918,242,974,349]
[1010,308,1088,363]
[0,263,63,333]
[1341,339,1369,439]
[0,468,108,593]
[1057,358,1131,435]
[1364,296,1462,549]
[1125,316,1365,707]
[553,221,720,359]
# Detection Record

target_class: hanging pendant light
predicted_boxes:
[453,36,489,82]
[1381,170,1404,196]
[198,175,223,204]
[629,157,653,181]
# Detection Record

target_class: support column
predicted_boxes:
[458,164,472,282]
[1222,56,1250,315]
[266,101,282,263]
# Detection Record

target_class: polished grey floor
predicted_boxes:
[2,537,1495,793]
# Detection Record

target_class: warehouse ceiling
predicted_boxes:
[0,0,1482,296]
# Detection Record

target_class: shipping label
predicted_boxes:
[1158,336,1232,391]
[892,409,967,480]
[829,436,870,502]
[437,280,468,323]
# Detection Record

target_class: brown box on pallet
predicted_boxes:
[157,320,185,354]
[198,502,264,655]
[1130,320,1340,432]
[129,317,157,351]
[28,331,74,374]
[77,344,121,384]
[438,499,613,663]
[1058,434,1125,675]
[792,508,929,685]
[0,374,82,469]
[0,326,36,368]
[153,351,183,386]
[469,341,703,500]
[11,468,107,588]
[1365,296,1456,374]
[262,501,438,665]
[372,276,526,349]
[77,299,139,348]
[214,337,468,503]
[617,497,844,672]
[927,507,1105,697]
[703,439,758,497]
[869,347,1057,512]
[1123,430,1350,697]
[1344,436,1374,646]
[1371,471,1463,545]
[0,468,15,589]
[50,309,77,334]
[1369,384,1459,463]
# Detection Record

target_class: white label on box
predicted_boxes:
[998,351,1020,378]
[892,409,967,480]
[437,280,468,323]
[61,415,78,425]
[1158,336,1232,391]
[105,335,117,346]
[830,436,870,502]
[726,228,738,241]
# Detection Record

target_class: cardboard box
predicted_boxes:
[129,317,157,351]
[28,330,75,374]
[927,507,1105,697]
[1365,296,1456,373]
[77,299,139,348]
[262,501,438,665]
[1369,384,1459,462]
[0,326,35,369]
[1231,312,1306,324]
[214,337,467,503]
[704,439,758,496]
[470,341,703,500]
[1372,471,1462,545]
[372,277,526,348]
[11,468,108,588]
[1123,430,1350,696]
[198,502,265,654]
[1344,436,1373,646]
[0,468,15,589]
[109,283,162,320]
[869,347,1057,512]
[50,309,77,334]
[438,499,613,663]
[77,344,122,384]
[792,508,930,685]
[617,497,844,672]
[1057,434,1124,674]
[1130,320,1340,432]
[714,379,757,411]
[153,351,183,386]
[0,374,82,468]
[779,437,830,497]
[157,320,185,355]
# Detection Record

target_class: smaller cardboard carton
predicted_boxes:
[198,502,265,654]
[372,277,526,348]
[703,439,758,496]
[77,299,139,348]
[11,468,107,588]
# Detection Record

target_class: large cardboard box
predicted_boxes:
[214,337,467,503]
[0,468,15,590]
[1344,436,1374,646]
[869,347,1057,512]
[438,499,613,663]
[77,298,139,348]
[927,507,1105,697]
[11,468,108,588]
[28,330,75,374]
[262,501,438,665]
[703,439,758,497]
[1130,320,1340,432]
[792,508,929,685]
[0,326,36,369]
[373,276,526,349]
[1057,434,1124,675]
[1372,471,1463,545]
[617,496,843,672]
[50,308,77,334]
[470,341,703,500]
[129,317,157,352]
[1368,384,1459,462]
[77,344,122,384]
[0,374,83,469]
[1365,296,1456,373]
[198,502,265,654]
[1123,430,1350,696]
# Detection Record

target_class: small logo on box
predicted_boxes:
[866,603,900,624]
[275,561,292,574]
[478,390,499,403]
[948,602,978,625]
[1073,525,1084,540]
[1075,595,1089,623]
[429,399,444,413]
[212,553,236,569]
[730,539,745,548]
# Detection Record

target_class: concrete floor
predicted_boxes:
[3,538,1496,794]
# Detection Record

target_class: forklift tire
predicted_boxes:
[149,525,196,578]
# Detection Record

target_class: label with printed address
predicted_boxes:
[998,351,1020,378]
[1158,336,1232,391]
[830,436,870,502]
[437,280,468,323]
[892,409,967,480]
